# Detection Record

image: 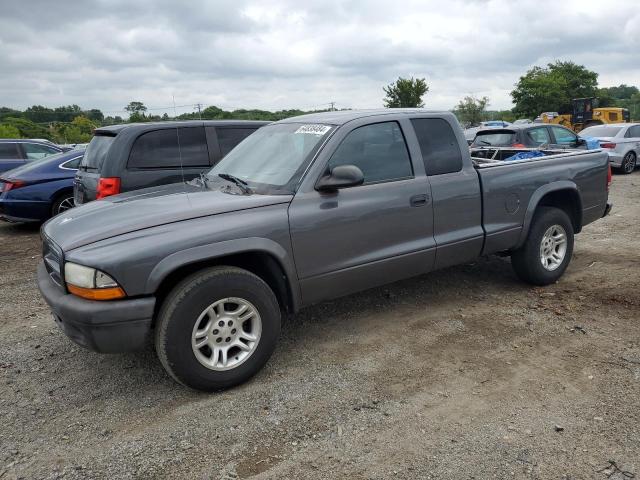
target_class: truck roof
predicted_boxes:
[95,120,271,135]
[277,109,453,126]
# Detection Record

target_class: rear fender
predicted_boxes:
[516,181,582,249]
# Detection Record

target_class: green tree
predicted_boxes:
[511,61,598,118]
[0,124,21,138]
[2,117,51,139]
[383,77,429,108]
[454,96,489,126]
[86,109,105,123]
[24,105,56,123]
[125,101,148,122]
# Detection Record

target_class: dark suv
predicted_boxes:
[0,139,63,174]
[74,120,269,204]
[470,124,587,149]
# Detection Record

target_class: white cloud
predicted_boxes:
[0,0,638,116]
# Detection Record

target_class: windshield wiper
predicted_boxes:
[477,139,491,146]
[218,173,252,194]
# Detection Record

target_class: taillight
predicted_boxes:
[607,164,612,192]
[512,143,525,148]
[96,177,121,199]
[600,142,616,149]
[1,179,26,192]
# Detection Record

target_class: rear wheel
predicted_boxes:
[620,151,636,174]
[155,266,281,391]
[511,207,574,285]
[51,193,75,217]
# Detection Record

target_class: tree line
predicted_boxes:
[0,102,332,144]
[384,62,639,127]
[1,60,637,143]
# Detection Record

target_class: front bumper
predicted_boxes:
[37,262,155,353]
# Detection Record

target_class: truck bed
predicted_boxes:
[470,147,610,255]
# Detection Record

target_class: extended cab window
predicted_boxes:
[411,118,462,175]
[217,128,257,156]
[327,122,412,184]
[128,127,209,169]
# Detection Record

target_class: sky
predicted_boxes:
[1,0,639,117]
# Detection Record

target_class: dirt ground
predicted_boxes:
[1,173,639,480]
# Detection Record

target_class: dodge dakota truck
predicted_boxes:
[37,109,612,391]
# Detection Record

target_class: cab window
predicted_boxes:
[327,122,413,184]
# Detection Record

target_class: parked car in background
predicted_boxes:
[38,109,611,391]
[481,120,511,127]
[74,120,269,205]
[470,124,588,149]
[463,121,512,144]
[0,139,63,174]
[580,123,640,174]
[513,119,533,125]
[0,149,84,222]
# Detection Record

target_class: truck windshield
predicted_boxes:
[208,123,334,193]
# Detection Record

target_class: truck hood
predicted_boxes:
[43,182,293,251]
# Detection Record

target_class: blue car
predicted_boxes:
[0,149,84,223]
[0,139,64,174]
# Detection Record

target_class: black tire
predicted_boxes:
[155,266,281,391]
[620,152,637,175]
[50,193,75,217]
[511,207,574,286]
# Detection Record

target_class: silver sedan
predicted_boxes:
[580,123,640,174]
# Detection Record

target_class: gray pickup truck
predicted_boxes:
[37,109,612,391]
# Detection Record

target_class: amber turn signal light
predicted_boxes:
[67,284,126,301]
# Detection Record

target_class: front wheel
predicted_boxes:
[620,152,636,174]
[155,266,281,391]
[511,207,574,286]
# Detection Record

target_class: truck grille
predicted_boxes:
[42,235,64,286]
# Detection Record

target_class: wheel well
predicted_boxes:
[49,188,74,214]
[153,252,294,319]
[51,188,73,203]
[537,189,582,233]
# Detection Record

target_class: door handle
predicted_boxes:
[410,194,428,207]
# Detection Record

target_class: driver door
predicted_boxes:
[288,120,435,306]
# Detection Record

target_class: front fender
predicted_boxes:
[145,236,301,310]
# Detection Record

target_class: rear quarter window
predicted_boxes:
[411,118,463,175]
[81,134,115,170]
[128,127,209,169]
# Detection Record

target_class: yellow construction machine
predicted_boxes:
[540,97,630,133]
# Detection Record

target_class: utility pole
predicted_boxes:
[329,101,336,111]
[195,103,203,119]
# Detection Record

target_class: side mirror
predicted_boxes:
[576,138,586,146]
[316,165,364,192]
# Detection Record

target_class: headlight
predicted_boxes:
[64,262,126,300]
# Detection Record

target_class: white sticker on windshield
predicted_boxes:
[295,124,331,136]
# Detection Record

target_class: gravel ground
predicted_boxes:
[1,173,639,480]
